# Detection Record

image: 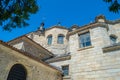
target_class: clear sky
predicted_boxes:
[0,0,120,42]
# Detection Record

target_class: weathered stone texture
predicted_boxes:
[68,24,120,80]
[12,40,24,50]
[50,60,71,80]
[45,21,120,80]
[8,16,120,80]
[29,27,69,55]
[108,23,120,42]
[0,44,62,80]
[33,34,46,47]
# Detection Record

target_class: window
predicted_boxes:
[79,32,91,48]
[58,34,64,44]
[110,35,117,44]
[47,35,52,45]
[62,65,69,76]
[7,64,27,80]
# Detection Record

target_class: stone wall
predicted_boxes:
[25,17,120,80]
[33,34,46,48]
[108,23,120,43]
[12,40,24,50]
[68,25,120,80]
[29,27,69,55]
[0,44,62,80]
[49,23,120,80]
[50,60,71,80]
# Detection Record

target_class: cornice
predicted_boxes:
[67,22,108,36]
[46,55,71,63]
[45,26,68,31]
[103,43,120,53]
[106,19,120,24]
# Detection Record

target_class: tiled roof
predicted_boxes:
[8,35,54,56]
[0,40,61,72]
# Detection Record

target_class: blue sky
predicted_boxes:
[0,0,120,42]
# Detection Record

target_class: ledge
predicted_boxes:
[67,22,108,36]
[63,75,71,79]
[45,55,71,63]
[103,43,120,53]
[78,46,94,51]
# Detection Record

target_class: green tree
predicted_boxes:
[0,0,38,31]
[103,0,120,13]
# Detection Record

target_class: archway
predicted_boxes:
[7,64,27,80]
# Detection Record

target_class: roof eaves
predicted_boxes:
[67,22,107,36]
[45,26,68,31]
[24,36,54,56]
[7,35,54,56]
[0,40,61,73]
[106,19,120,24]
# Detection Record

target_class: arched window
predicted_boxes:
[47,35,52,45]
[58,34,64,44]
[7,64,27,80]
[110,34,117,44]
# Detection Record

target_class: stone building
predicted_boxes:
[0,37,62,80]
[1,15,120,80]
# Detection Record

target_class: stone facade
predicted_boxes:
[1,15,120,80]
[27,27,69,55]
[26,15,120,80]
[8,36,54,61]
[0,41,62,80]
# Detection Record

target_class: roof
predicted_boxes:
[46,53,71,63]
[45,25,68,31]
[67,22,108,36]
[106,19,120,24]
[8,35,54,57]
[0,40,61,72]
[67,15,120,36]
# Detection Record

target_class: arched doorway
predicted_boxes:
[7,64,27,80]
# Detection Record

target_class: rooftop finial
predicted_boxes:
[57,21,61,26]
[38,22,45,32]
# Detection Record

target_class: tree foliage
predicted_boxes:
[103,0,120,13]
[0,0,38,31]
